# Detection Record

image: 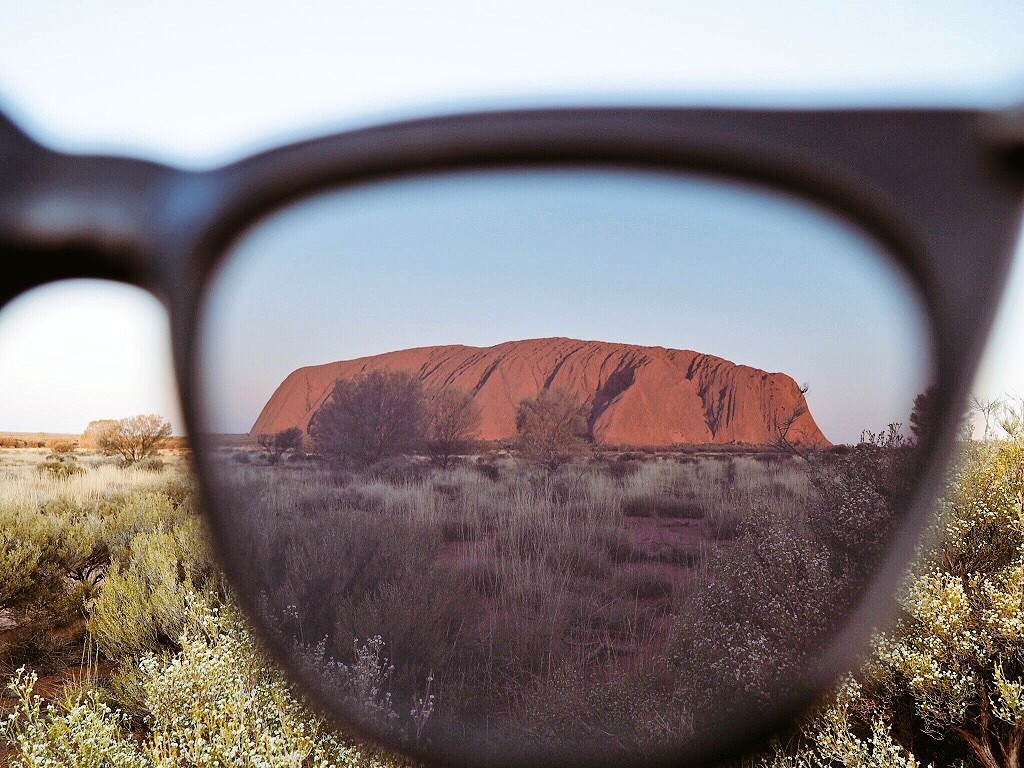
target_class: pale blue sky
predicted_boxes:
[0,0,1022,434]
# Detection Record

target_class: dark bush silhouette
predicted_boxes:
[310,370,426,465]
[515,387,591,470]
[257,426,304,457]
[909,384,938,446]
[425,386,481,468]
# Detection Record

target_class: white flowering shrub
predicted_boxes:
[2,599,408,768]
[2,668,143,768]
[290,628,444,746]
[674,503,836,709]
[139,595,364,768]
[805,425,916,592]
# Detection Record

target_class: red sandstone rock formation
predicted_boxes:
[252,338,829,447]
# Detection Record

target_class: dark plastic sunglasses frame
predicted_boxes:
[2,104,1024,768]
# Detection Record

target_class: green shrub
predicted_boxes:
[161,476,196,508]
[472,459,501,482]
[510,659,674,752]
[138,456,165,473]
[102,492,186,553]
[612,568,673,599]
[703,502,744,540]
[0,505,106,663]
[107,659,149,719]
[89,510,216,661]
[0,511,65,611]
[38,453,86,480]
[621,492,702,518]
[603,458,642,480]
[89,536,190,659]
[0,461,412,767]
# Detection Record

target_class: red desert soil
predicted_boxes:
[253,337,829,447]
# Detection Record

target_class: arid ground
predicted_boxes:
[0,425,911,765]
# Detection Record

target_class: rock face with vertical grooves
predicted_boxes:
[251,338,829,447]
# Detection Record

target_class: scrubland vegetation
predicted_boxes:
[214,426,910,758]
[765,423,1024,768]
[3,396,1024,767]
[0,448,403,768]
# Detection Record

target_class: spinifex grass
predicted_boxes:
[213,449,820,749]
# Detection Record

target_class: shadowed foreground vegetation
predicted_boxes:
[2,417,1022,766]
[764,428,1024,768]
[213,428,914,760]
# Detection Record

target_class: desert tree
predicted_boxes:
[911,385,973,446]
[769,383,812,456]
[970,394,1005,445]
[909,384,938,446]
[998,390,1024,440]
[309,369,426,465]
[514,387,591,470]
[95,414,172,465]
[81,419,119,450]
[425,386,482,468]
[257,426,304,458]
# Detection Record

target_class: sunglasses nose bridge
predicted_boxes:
[983,104,1024,172]
[0,151,177,295]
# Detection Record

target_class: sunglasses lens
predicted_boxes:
[195,168,935,763]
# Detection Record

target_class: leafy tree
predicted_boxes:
[514,387,590,470]
[256,426,304,457]
[971,394,1005,445]
[96,414,172,466]
[908,385,937,446]
[81,418,119,450]
[309,370,426,465]
[425,386,482,468]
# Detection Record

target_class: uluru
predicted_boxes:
[251,338,829,447]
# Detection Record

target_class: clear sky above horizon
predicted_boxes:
[0,0,1022,436]
[199,169,931,444]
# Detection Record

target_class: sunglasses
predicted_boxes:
[3,104,1023,768]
